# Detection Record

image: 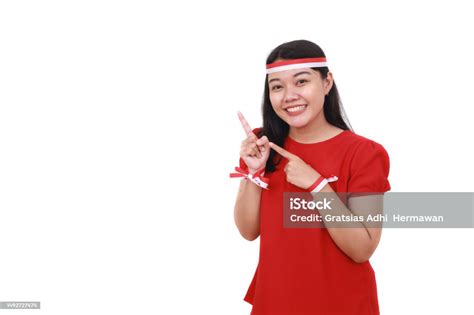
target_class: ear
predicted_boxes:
[323,71,334,95]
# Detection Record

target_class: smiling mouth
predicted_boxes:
[285,105,307,113]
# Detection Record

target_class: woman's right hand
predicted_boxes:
[238,111,270,174]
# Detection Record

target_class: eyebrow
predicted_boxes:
[268,71,312,84]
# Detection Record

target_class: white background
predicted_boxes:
[1,0,473,314]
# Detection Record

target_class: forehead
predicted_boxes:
[267,68,319,82]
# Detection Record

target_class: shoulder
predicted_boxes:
[343,132,391,193]
[343,132,390,171]
[342,131,389,156]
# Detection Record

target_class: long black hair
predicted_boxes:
[258,40,353,173]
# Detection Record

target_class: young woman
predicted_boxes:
[232,40,391,315]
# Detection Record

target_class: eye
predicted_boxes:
[271,85,282,91]
[296,79,308,85]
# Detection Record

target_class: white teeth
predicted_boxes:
[286,105,306,112]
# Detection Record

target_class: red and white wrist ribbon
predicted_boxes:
[307,175,338,193]
[229,167,269,190]
[266,57,328,74]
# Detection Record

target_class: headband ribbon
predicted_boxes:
[266,57,328,74]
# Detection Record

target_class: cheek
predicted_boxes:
[269,93,282,110]
[303,87,325,107]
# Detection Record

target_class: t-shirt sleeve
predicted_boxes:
[347,140,391,195]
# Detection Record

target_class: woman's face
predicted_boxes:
[267,65,333,129]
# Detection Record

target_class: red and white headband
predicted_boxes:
[266,57,328,74]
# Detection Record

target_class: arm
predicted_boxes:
[234,178,262,241]
[269,141,384,263]
[233,112,270,241]
[317,184,383,263]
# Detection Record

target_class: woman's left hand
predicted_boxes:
[269,142,321,190]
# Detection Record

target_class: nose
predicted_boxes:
[284,86,300,103]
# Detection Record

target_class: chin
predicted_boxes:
[287,120,308,128]
[285,117,311,128]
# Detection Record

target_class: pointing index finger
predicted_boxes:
[269,142,298,160]
[237,111,253,136]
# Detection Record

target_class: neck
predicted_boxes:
[288,114,336,144]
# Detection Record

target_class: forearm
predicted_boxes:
[316,185,380,263]
[234,179,262,241]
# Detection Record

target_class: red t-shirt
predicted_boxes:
[238,129,391,315]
